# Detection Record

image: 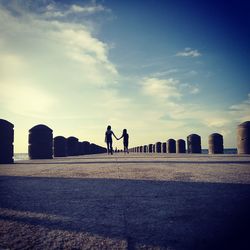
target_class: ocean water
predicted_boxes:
[14,148,238,161]
[14,153,29,161]
[202,148,237,154]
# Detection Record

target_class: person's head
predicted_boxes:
[123,129,127,135]
[107,125,111,131]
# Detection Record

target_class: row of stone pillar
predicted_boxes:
[0,120,106,163]
[130,135,202,154]
[1,119,250,163]
[130,134,223,154]
[129,121,250,155]
[53,136,106,157]
[28,124,106,159]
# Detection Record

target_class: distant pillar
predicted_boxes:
[155,142,162,153]
[67,137,79,156]
[82,141,90,155]
[54,136,67,157]
[148,144,153,153]
[143,145,148,153]
[167,139,176,153]
[176,139,186,153]
[29,124,53,159]
[187,134,201,153]
[152,144,156,153]
[162,142,167,153]
[0,119,14,164]
[90,143,97,154]
[208,133,224,154]
[140,146,143,153]
[237,121,250,154]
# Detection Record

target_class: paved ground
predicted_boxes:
[0,153,250,249]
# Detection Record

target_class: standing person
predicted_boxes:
[105,125,118,155]
[119,129,129,154]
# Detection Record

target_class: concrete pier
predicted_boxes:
[0,153,250,249]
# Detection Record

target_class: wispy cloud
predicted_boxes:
[176,48,201,57]
[45,2,109,18]
[140,77,181,99]
[180,83,200,94]
[229,93,250,121]
[140,75,200,102]
[150,69,179,77]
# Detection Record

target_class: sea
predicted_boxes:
[14,148,238,161]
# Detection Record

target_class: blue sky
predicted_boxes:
[0,0,249,152]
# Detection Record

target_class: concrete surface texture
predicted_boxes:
[0,153,250,250]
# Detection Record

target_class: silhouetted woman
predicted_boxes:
[119,129,129,154]
[105,125,118,155]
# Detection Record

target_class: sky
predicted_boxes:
[0,0,249,153]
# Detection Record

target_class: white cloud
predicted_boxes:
[70,4,107,14]
[176,48,201,57]
[140,77,181,99]
[229,93,250,121]
[180,83,200,94]
[202,117,230,128]
[150,69,179,77]
[44,2,109,18]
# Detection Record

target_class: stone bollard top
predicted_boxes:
[29,124,52,132]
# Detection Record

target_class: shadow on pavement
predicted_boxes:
[0,176,250,249]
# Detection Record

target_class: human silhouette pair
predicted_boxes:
[105,125,129,155]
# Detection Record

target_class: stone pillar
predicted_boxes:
[176,139,186,153]
[143,145,148,153]
[152,144,156,153]
[148,144,153,153]
[0,119,14,164]
[82,141,90,155]
[162,142,167,153]
[187,134,201,153]
[140,146,143,153]
[208,133,224,154]
[90,143,97,154]
[29,124,53,159]
[137,146,140,153]
[54,136,67,157]
[155,142,162,153]
[237,121,250,154]
[67,137,79,156]
[167,139,176,153]
[77,141,83,155]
